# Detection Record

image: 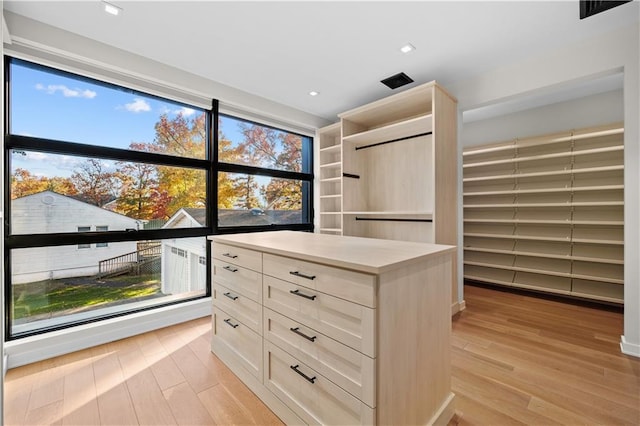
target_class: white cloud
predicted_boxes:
[124,98,151,113]
[175,107,196,117]
[35,83,97,99]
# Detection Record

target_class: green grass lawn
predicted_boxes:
[13,275,161,320]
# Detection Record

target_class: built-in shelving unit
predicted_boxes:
[317,122,342,235]
[463,123,624,304]
[316,81,460,312]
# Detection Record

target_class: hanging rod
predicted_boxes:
[355,217,433,222]
[354,131,433,151]
[343,173,360,179]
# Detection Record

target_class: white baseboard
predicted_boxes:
[620,335,640,358]
[5,297,212,369]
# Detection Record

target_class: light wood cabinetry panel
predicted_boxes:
[463,123,624,304]
[210,231,455,425]
[317,81,460,313]
[211,306,262,380]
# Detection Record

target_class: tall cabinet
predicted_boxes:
[316,81,460,312]
[463,123,624,304]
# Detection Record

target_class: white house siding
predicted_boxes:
[11,191,140,283]
[161,237,207,295]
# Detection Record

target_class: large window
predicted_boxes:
[216,114,313,231]
[4,58,212,338]
[4,57,314,339]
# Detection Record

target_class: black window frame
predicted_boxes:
[4,56,216,340]
[214,112,314,235]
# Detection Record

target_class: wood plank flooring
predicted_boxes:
[4,284,639,425]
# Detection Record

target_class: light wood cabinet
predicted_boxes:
[316,81,460,313]
[462,123,624,303]
[210,231,456,425]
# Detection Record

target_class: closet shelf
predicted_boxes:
[319,161,341,169]
[463,218,624,226]
[320,144,341,153]
[463,246,623,265]
[462,126,623,158]
[464,274,514,287]
[464,201,623,208]
[464,261,572,279]
[343,210,433,218]
[320,194,341,199]
[463,232,570,242]
[319,212,341,216]
[568,291,623,304]
[320,177,342,183]
[342,114,433,148]
[463,165,624,182]
[571,238,624,245]
[463,185,624,196]
[465,261,622,285]
[463,145,623,169]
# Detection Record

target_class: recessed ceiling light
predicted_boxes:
[103,1,122,16]
[309,91,319,96]
[400,43,416,54]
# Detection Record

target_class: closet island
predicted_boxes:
[208,230,456,425]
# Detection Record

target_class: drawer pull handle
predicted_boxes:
[290,365,316,384]
[223,318,239,328]
[222,253,238,259]
[290,327,317,342]
[289,289,317,301]
[290,271,316,280]
[223,292,238,301]
[223,265,238,272]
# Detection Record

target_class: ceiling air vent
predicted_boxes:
[579,0,631,19]
[381,72,414,90]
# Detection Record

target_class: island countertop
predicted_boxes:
[209,230,455,275]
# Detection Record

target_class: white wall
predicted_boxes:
[450,19,640,357]
[462,89,624,147]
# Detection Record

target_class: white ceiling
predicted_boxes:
[3,1,638,121]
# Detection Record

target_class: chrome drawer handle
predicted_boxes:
[223,318,239,328]
[289,289,317,301]
[222,253,238,259]
[290,271,316,280]
[290,327,316,342]
[223,292,238,301]
[290,364,316,384]
[223,265,238,272]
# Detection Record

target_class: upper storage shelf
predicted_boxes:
[339,82,449,137]
[342,114,433,148]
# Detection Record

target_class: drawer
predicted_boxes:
[263,253,376,308]
[211,306,262,380]
[212,242,262,272]
[263,275,375,357]
[264,307,375,407]
[264,341,375,426]
[212,258,262,302]
[213,282,262,334]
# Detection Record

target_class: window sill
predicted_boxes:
[4,297,212,369]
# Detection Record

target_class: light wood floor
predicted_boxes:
[4,284,639,425]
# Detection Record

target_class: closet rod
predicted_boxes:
[343,173,360,179]
[355,217,433,222]
[354,131,432,151]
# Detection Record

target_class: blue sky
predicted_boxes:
[10,59,206,178]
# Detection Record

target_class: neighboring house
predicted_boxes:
[11,191,142,284]
[161,208,207,295]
